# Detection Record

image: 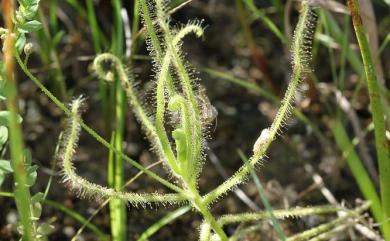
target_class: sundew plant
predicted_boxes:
[58,1,341,240]
[2,0,388,240]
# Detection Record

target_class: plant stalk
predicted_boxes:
[347,0,390,239]
[192,194,228,241]
[2,1,34,240]
[111,0,127,240]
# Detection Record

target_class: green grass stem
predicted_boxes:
[136,205,191,241]
[37,9,67,101]
[238,150,286,240]
[286,202,370,241]
[347,1,390,239]
[111,0,127,240]
[241,0,287,44]
[86,0,110,135]
[331,119,383,233]
[44,200,109,241]
[49,0,58,32]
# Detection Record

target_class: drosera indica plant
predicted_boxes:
[57,0,334,239]
[53,0,374,240]
[7,0,372,240]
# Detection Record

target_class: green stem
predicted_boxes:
[331,119,382,224]
[86,0,101,53]
[138,0,176,95]
[131,0,141,55]
[49,0,58,32]
[136,205,191,241]
[44,200,109,241]
[286,202,370,241]
[2,3,34,239]
[192,195,228,241]
[218,205,343,226]
[111,0,126,240]
[86,0,110,135]
[347,1,390,239]
[37,9,67,101]
[154,1,202,183]
[238,151,286,240]
[155,51,180,174]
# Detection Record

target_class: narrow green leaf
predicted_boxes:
[331,119,382,224]
[242,0,287,44]
[44,199,109,240]
[238,150,286,241]
[52,30,65,47]
[137,206,191,241]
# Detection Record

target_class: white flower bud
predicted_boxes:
[24,42,33,55]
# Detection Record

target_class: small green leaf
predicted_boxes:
[31,201,42,219]
[0,160,13,173]
[37,223,55,236]
[31,192,44,203]
[18,20,42,33]
[15,33,27,52]
[0,111,11,126]
[19,0,30,7]
[0,126,8,146]
[26,165,38,187]
[25,3,40,19]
